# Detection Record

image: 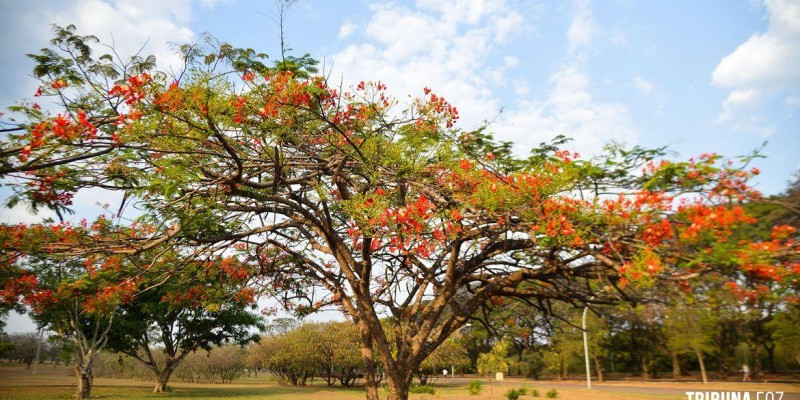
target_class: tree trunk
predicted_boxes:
[153,367,175,393]
[695,349,707,384]
[670,350,681,379]
[750,342,763,376]
[417,371,428,386]
[641,357,651,380]
[357,321,380,400]
[715,319,736,375]
[649,354,657,379]
[764,341,776,373]
[593,355,604,382]
[630,328,641,377]
[76,367,93,399]
[386,372,412,400]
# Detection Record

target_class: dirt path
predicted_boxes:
[435,377,800,400]
[542,382,800,400]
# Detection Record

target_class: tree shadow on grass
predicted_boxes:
[0,381,368,400]
[90,384,366,399]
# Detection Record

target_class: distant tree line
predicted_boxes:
[246,320,468,387]
[0,331,71,368]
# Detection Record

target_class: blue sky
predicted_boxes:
[1,0,798,193]
[1,0,799,331]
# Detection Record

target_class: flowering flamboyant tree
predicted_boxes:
[1,27,798,400]
[105,252,263,394]
[0,218,260,398]
[0,219,141,399]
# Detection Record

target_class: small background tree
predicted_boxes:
[477,340,510,379]
[665,301,716,384]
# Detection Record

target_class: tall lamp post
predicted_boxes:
[582,296,596,389]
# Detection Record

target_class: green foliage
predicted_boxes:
[505,388,521,400]
[477,340,510,377]
[248,321,361,387]
[467,379,482,395]
[663,301,716,356]
[531,388,540,397]
[105,255,263,352]
[0,337,15,360]
[409,384,436,394]
[172,345,247,384]
[274,54,319,78]
[546,389,558,398]
[767,305,800,367]
[520,348,547,379]
[518,387,528,395]
[417,333,470,384]
[249,325,319,386]
[6,332,38,367]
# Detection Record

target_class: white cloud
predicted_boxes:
[512,79,531,97]
[713,34,800,89]
[52,0,195,73]
[631,76,668,114]
[567,0,596,57]
[712,0,800,122]
[504,56,520,68]
[330,0,523,128]
[338,20,357,40]
[632,76,654,94]
[730,116,776,138]
[718,88,762,122]
[0,203,56,225]
[493,0,637,158]
[200,0,228,8]
[495,64,637,158]
[328,0,635,158]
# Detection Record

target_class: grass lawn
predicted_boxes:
[1,362,798,400]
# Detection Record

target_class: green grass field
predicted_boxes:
[2,363,798,400]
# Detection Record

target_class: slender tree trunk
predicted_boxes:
[630,329,641,377]
[642,357,651,380]
[695,349,707,384]
[417,371,428,386]
[715,319,735,375]
[650,354,657,379]
[593,355,604,382]
[67,309,113,400]
[751,342,763,376]
[764,342,776,373]
[670,350,681,379]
